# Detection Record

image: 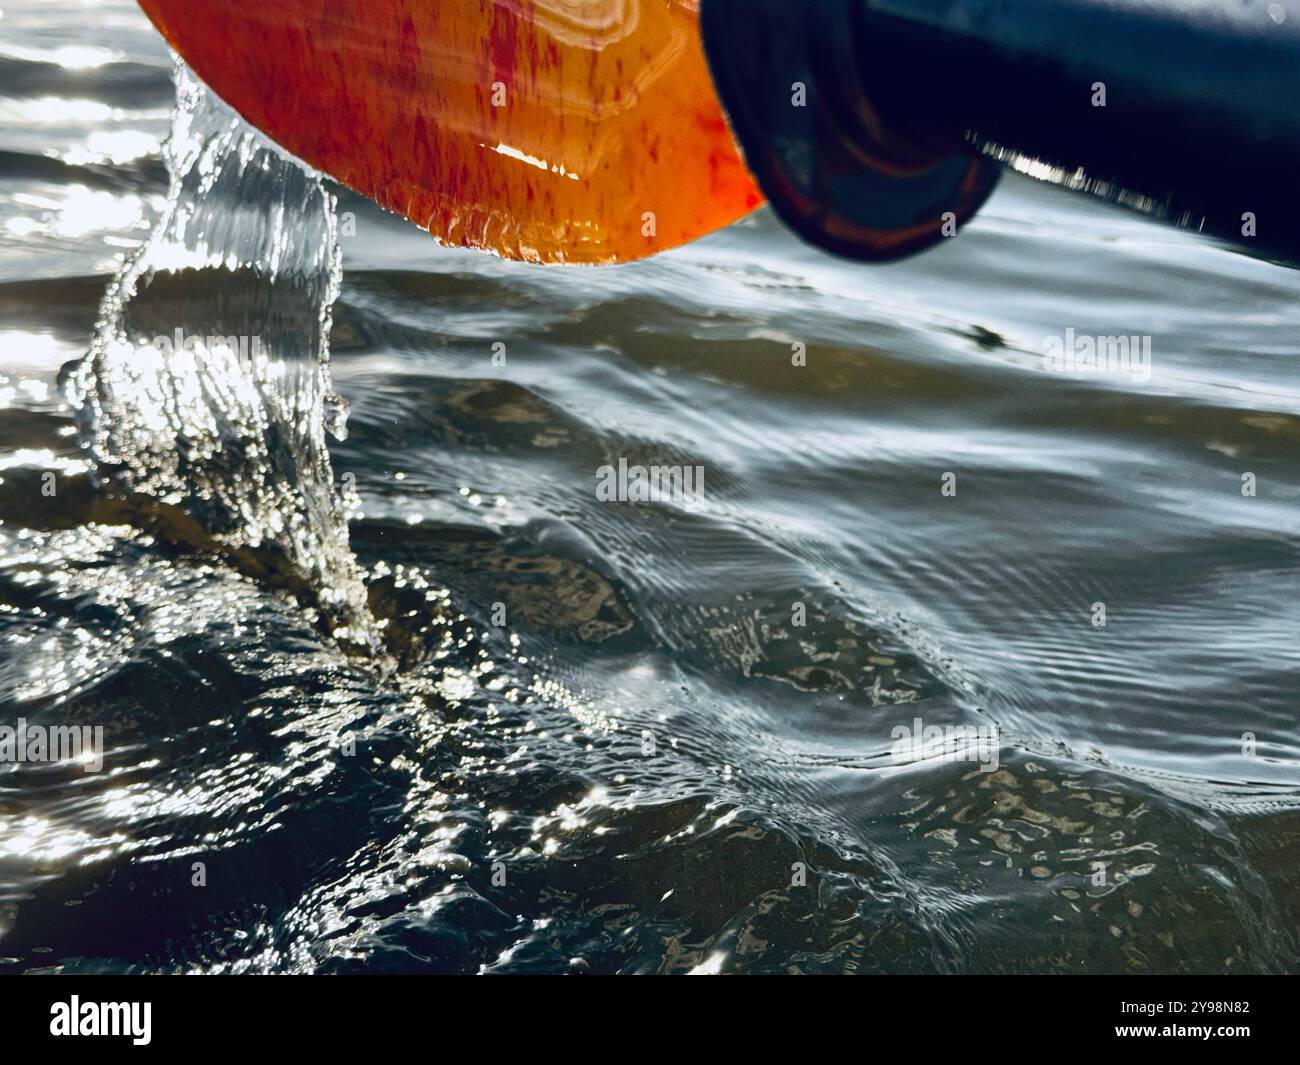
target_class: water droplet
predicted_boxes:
[323,389,350,441]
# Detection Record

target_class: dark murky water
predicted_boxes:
[3,1,1300,974]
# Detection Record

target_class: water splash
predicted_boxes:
[62,61,376,650]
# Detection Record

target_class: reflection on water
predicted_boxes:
[1,0,1299,973]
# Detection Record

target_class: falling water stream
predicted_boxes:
[61,63,376,651]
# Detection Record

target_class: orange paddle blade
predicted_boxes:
[136,0,763,264]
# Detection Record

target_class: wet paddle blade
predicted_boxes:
[137,0,763,264]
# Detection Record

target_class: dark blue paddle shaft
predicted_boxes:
[859,0,1300,251]
[704,0,1300,263]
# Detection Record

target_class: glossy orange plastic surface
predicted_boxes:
[136,0,763,263]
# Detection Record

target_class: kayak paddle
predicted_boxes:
[703,0,1300,265]
[135,0,762,264]
[136,0,1300,266]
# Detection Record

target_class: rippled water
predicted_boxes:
[3,0,1300,974]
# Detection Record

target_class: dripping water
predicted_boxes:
[61,61,378,652]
